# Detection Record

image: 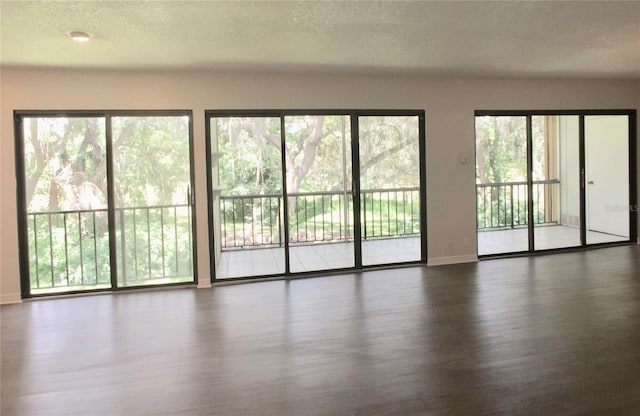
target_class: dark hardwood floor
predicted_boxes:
[2,245,639,415]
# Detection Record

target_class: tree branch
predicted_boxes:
[361,123,414,171]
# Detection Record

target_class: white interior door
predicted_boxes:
[585,115,629,239]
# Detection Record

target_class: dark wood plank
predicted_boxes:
[2,246,639,415]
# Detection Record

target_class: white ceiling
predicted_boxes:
[1,1,639,78]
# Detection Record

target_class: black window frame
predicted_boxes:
[474,109,637,258]
[205,109,427,283]
[14,109,198,298]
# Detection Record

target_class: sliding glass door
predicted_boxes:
[475,111,636,257]
[532,115,581,250]
[209,116,285,278]
[285,115,355,273]
[207,110,426,281]
[20,117,111,294]
[16,112,196,297]
[358,116,422,265]
[475,116,529,255]
[112,116,195,287]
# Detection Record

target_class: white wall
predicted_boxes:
[1,68,639,303]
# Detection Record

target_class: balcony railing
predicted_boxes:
[476,180,560,230]
[26,188,422,290]
[27,204,193,291]
[219,187,420,249]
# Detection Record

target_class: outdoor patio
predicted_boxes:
[217,225,630,278]
[478,225,628,256]
[216,237,421,279]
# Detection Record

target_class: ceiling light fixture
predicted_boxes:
[69,31,90,42]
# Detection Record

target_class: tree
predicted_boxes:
[24,118,107,211]
[216,115,420,196]
[214,115,421,244]
[22,115,194,289]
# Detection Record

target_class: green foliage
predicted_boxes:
[476,185,529,230]
[213,115,422,248]
[219,191,420,247]
[475,116,553,230]
[112,116,191,206]
[214,115,420,194]
[288,194,352,242]
[285,115,351,192]
[359,116,420,189]
[215,117,282,195]
[23,113,424,292]
[361,191,420,238]
[28,211,111,290]
[475,116,527,184]
[24,117,107,212]
[115,206,193,285]
[24,116,194,292]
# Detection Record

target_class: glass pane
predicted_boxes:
[211,117,284,278]
[532,115,581,250]
[22,117,111,294]
[359,116,421,266]
[475,116,529,255]
[112,116,194,287]
[285,115,354,272]
[585,115,630,244]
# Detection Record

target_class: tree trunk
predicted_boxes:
[25,119,45,207]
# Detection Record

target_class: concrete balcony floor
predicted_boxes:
[216,237,422,279]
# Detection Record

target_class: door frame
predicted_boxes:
[14,110,198,298]
[474,109,637,257]
[205,109,427,283]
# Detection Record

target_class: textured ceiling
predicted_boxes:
[1,0,639,77]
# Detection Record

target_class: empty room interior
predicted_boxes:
[1,1,639,415]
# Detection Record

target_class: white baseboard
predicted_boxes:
[0,293,22,305]
[427,254,478,266]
